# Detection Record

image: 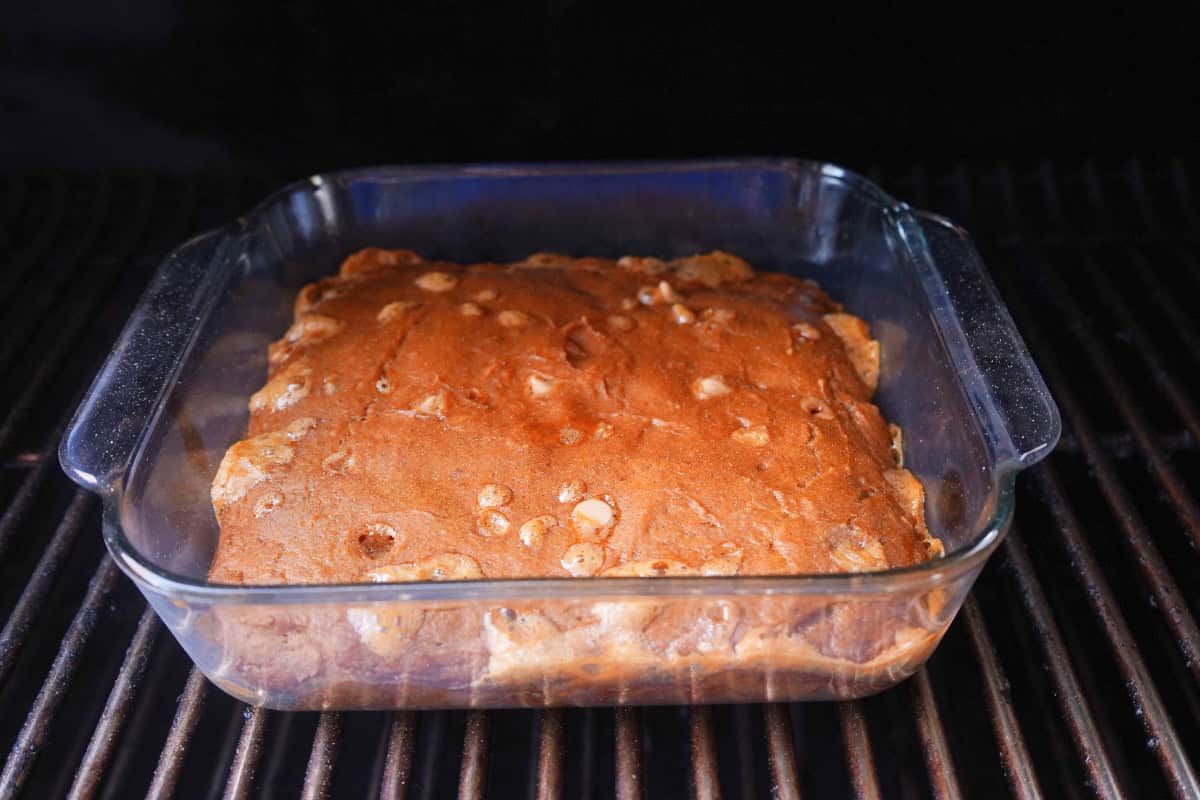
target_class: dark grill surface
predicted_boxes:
[1,160,1198,799]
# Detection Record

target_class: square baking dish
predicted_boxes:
[60,160,1059,710]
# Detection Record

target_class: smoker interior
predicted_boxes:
[0,160,1198,798]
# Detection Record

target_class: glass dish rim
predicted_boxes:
[92,158,1028,605]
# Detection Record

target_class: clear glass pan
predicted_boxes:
[61,160,1059,709]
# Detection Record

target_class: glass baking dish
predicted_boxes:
[60,160,1059,710]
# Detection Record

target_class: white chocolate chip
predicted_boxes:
[414,272,458,292]
[593,422,614,440]
[700,308,736,325]
[671,304,695,324]
[700,550,743,576]
[571,497,615,538]
[884,468,924,522]
[366,553,484,582]
[637,285,659,306]
[355,523,398,559]
[295,283,339,315]
[521,252,569,268]
[731,426,770,446]
[476,508,511,537]
[322,447,354,475]
[285,314,343,344]
[558,480,587,504]
[459,302,483,317]
[477,483,513,509]
[375,377,392,394]
[617,255,670,276]
[693,375,732,400]
[823,312,881,392]
[277,377,311,410]
[602,559,691,577]
[657,280,682,304]
[253,491,283,518]
[413,390,447,418]
[793,322,822,341]
[283,417,317,439]
[250,363,312,412]
[828,526,888,572]
[527,373,555,398]
[473,288,498,302]
[210,419,315,512]
[377,301,419,323]
[607,315,635,332]
[346,606,422,658]
[671,251,754,288]
[377,250,419,267]
[518,515,556,548]
[560,543,604,576]
[889,424,904,467]
[497,310,530,327]
[559,428,583,445]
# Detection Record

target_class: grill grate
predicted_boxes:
[0,161,1198,798]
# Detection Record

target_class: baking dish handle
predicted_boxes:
[911,211,1061,469]
[60,230,225,494]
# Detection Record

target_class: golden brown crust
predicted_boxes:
[210,248,938,585]
[204,249,947,704]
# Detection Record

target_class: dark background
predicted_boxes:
[1,3,1196,180]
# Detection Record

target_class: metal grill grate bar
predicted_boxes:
[458,710,490,800]
[689,705,720,800]
[1002,532,1125,800]
[961,600,1044,800]
[1091,256,1200,442]
[910,668,962,800]
[223,707,268,800]
[64,607,159,800]
[1033,464,1200,797]
[0,180,111,377]
[0,422,72,560]
[0,177,155,451]
[378,711,416,800]
[992,162,1200,795]
[838,702,880,800]
[536,709,565,800]
[145,667,209,800]
[301,712,341,800]
[1129,247,1200,365]
[1055,430,1196,457]
[0,490,94,684]
[1002,280,1200,678]
[615,708,643,800]
[0,557,120,800]
[1034,261,1200,548]
[996,166,1200,549]
[0,178,184,786]
[763,705,800,800]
